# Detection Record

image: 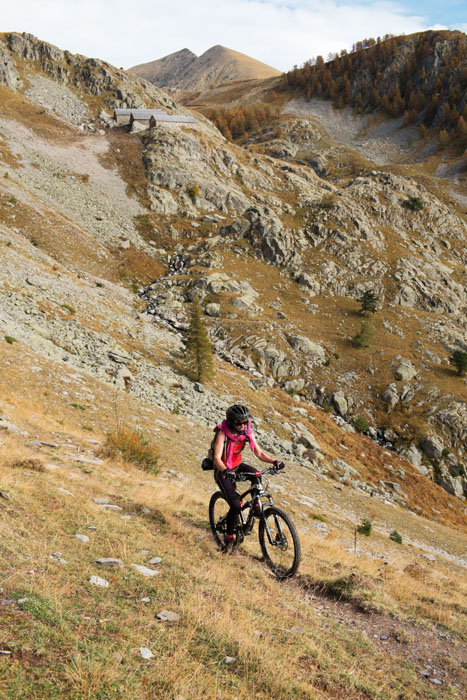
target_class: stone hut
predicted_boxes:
[113,108,167,126]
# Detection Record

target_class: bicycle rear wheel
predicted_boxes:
[209,491,239,551]
[258,506,301,579]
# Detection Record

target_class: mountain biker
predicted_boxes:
[213,404,283,553]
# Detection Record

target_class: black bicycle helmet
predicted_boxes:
[226,404,250,430]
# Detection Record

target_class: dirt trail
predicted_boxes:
[184,515,466,696]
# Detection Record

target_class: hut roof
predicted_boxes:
[130,109,169,119]
[150,114,196,123]
[114,108,168,117]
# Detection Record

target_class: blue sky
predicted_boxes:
[3,1,466,72]
[405,0,465,27]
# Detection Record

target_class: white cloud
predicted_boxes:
[1,1,441,72]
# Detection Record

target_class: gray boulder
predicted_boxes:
[420,435,444,461]
[332,391,348,416]
[399,445,430,476]
[395,359,417,381]
[283,378,305,393]
[232,295,257,310]
[294,271,320,295]
[243,207,302,268]
[436,465,465,499]
[205,303,220,317]
[287,335,325,362]
[381,383,399,408]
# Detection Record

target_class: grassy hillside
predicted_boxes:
[1,337,466,699]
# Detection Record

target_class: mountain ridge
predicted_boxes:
[129,44,281,95]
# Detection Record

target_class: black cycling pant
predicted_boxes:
[215,463,258,536]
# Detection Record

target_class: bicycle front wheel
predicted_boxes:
[258,506,301,579]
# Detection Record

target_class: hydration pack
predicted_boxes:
[201,428,229,470]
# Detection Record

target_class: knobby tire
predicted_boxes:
[209,491,239,551]
[258,506,301,579]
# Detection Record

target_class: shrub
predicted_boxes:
[334,352,340,359]
[357,519,372,536]
[31,238,39,247]
[101,424,159,474]
[389,530,403,544]
[320,193,337,209]
[5,335,17,344]
[354,416,369,433]
[353,320,374,348]
[6,458,45,472]
[8,196,17,204]
[209,103,279,142]
[403,196,423,211]
[61,304,76,314]
[187,183,200,203]
[324,358,331,366]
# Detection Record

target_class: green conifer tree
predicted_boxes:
[185,296,214,383]
[449,350,467,376]
[358,290,379,314]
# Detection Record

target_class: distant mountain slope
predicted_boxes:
[284,30,467,139]
[129,45,281,94]
[129,48,197,88]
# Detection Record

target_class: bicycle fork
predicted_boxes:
[263,510,287,548]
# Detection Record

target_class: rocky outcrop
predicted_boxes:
[243,208,304,267]
[142,128,253,215]
[2,32,177,113]
[286,335,325,363]
[0,42,20,89]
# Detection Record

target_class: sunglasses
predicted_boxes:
[234,421,248,427]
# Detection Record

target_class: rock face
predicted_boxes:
[142,128,252,215]
[243,208,303,268]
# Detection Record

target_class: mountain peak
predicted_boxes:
[130,44,281,94]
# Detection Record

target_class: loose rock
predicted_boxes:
[89,575,109,587]
[156,610,180,622]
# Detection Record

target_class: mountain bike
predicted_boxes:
[208,465,301,579]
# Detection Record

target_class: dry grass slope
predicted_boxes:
[0,369,466,699]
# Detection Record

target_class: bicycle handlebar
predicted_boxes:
[235,465,285,481]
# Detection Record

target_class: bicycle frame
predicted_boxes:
[236,474,286,547]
